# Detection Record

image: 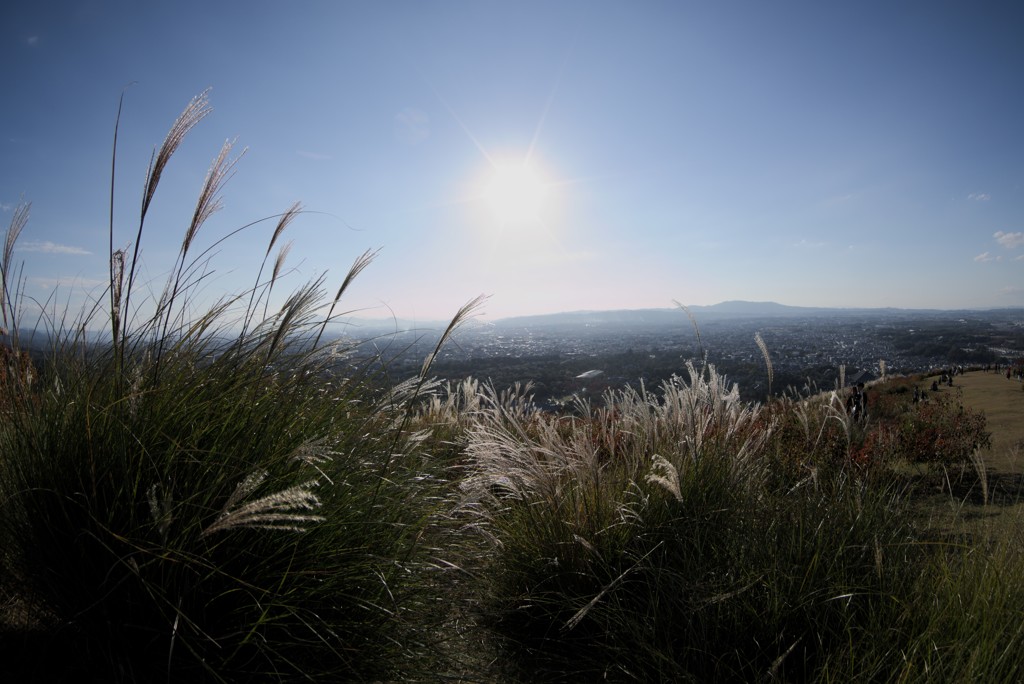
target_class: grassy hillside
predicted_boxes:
[951,370,1024,472]
[4,93,1024,682]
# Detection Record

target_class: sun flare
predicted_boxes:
[481,162,549,225]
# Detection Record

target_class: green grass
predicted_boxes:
[0,92,477,682]
[0,337,433,681]
[5,92,1024,682]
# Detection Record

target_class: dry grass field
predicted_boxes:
[947,370,1024,473]
[907,370,1024,532]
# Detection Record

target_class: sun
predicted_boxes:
[480,161,550,225]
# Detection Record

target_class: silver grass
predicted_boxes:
[384,375,442,411]
[459,360,769,517]
[646,454,682,501]
[380,294,490,492]
[312,248,379,349]
[755,332,773,397]
[673,300,705,365]
[141,89,212,223]
[289,437,340,485]
[1,201,30,333]
[289,437,339,466]
[203,477,324,538]
[459,382,604,507]
[331,248,378,306]
[271,240,293,284]
[420,377,484,425]
[789,396,814,445]
[240,202,304,340]
[654,362,767,472]
[260,239,294,323]
[266,201,301,257]
[109,249,125,348]
[419,294,488,378]
[822,390,852,445]
[224,470,268,511]
[123,91,213,343]
[265,277,326,361]
[183,139,244,258]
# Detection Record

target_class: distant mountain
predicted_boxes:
[8,301,1022,348]
[493,308,679,328]
[488,301,1022,329]
[331,316,451,334]
[690,300,824,315]
[493,301,845,328]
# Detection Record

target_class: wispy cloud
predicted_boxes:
[29,276,107,291]
[1000,286,1023,296]
[974,252,997,263]
[793,238,826,249]
[18,241,91,255]
[297,149,332,161]
[26,36,39,47]
[822,193,856,206]
[968,192,991,201]
[994,231,1024,249]
[0,202,13,213]
[394,107,430,144]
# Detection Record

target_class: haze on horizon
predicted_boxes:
[2,1,1023,326]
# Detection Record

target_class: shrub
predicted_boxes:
[894,390,990,467]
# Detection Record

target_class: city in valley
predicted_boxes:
[341,301,1024,407]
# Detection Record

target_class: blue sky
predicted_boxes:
[2,1,1023,326]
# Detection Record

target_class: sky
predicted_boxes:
[2,1,1023,329]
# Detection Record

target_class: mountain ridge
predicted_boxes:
[487,301,1024,328]
[328,301,1024,333]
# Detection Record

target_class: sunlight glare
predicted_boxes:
[481,162,549,225]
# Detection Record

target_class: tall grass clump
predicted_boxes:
[888,524,1024,682]
[454,363,926,681]
[0,92,470,681]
